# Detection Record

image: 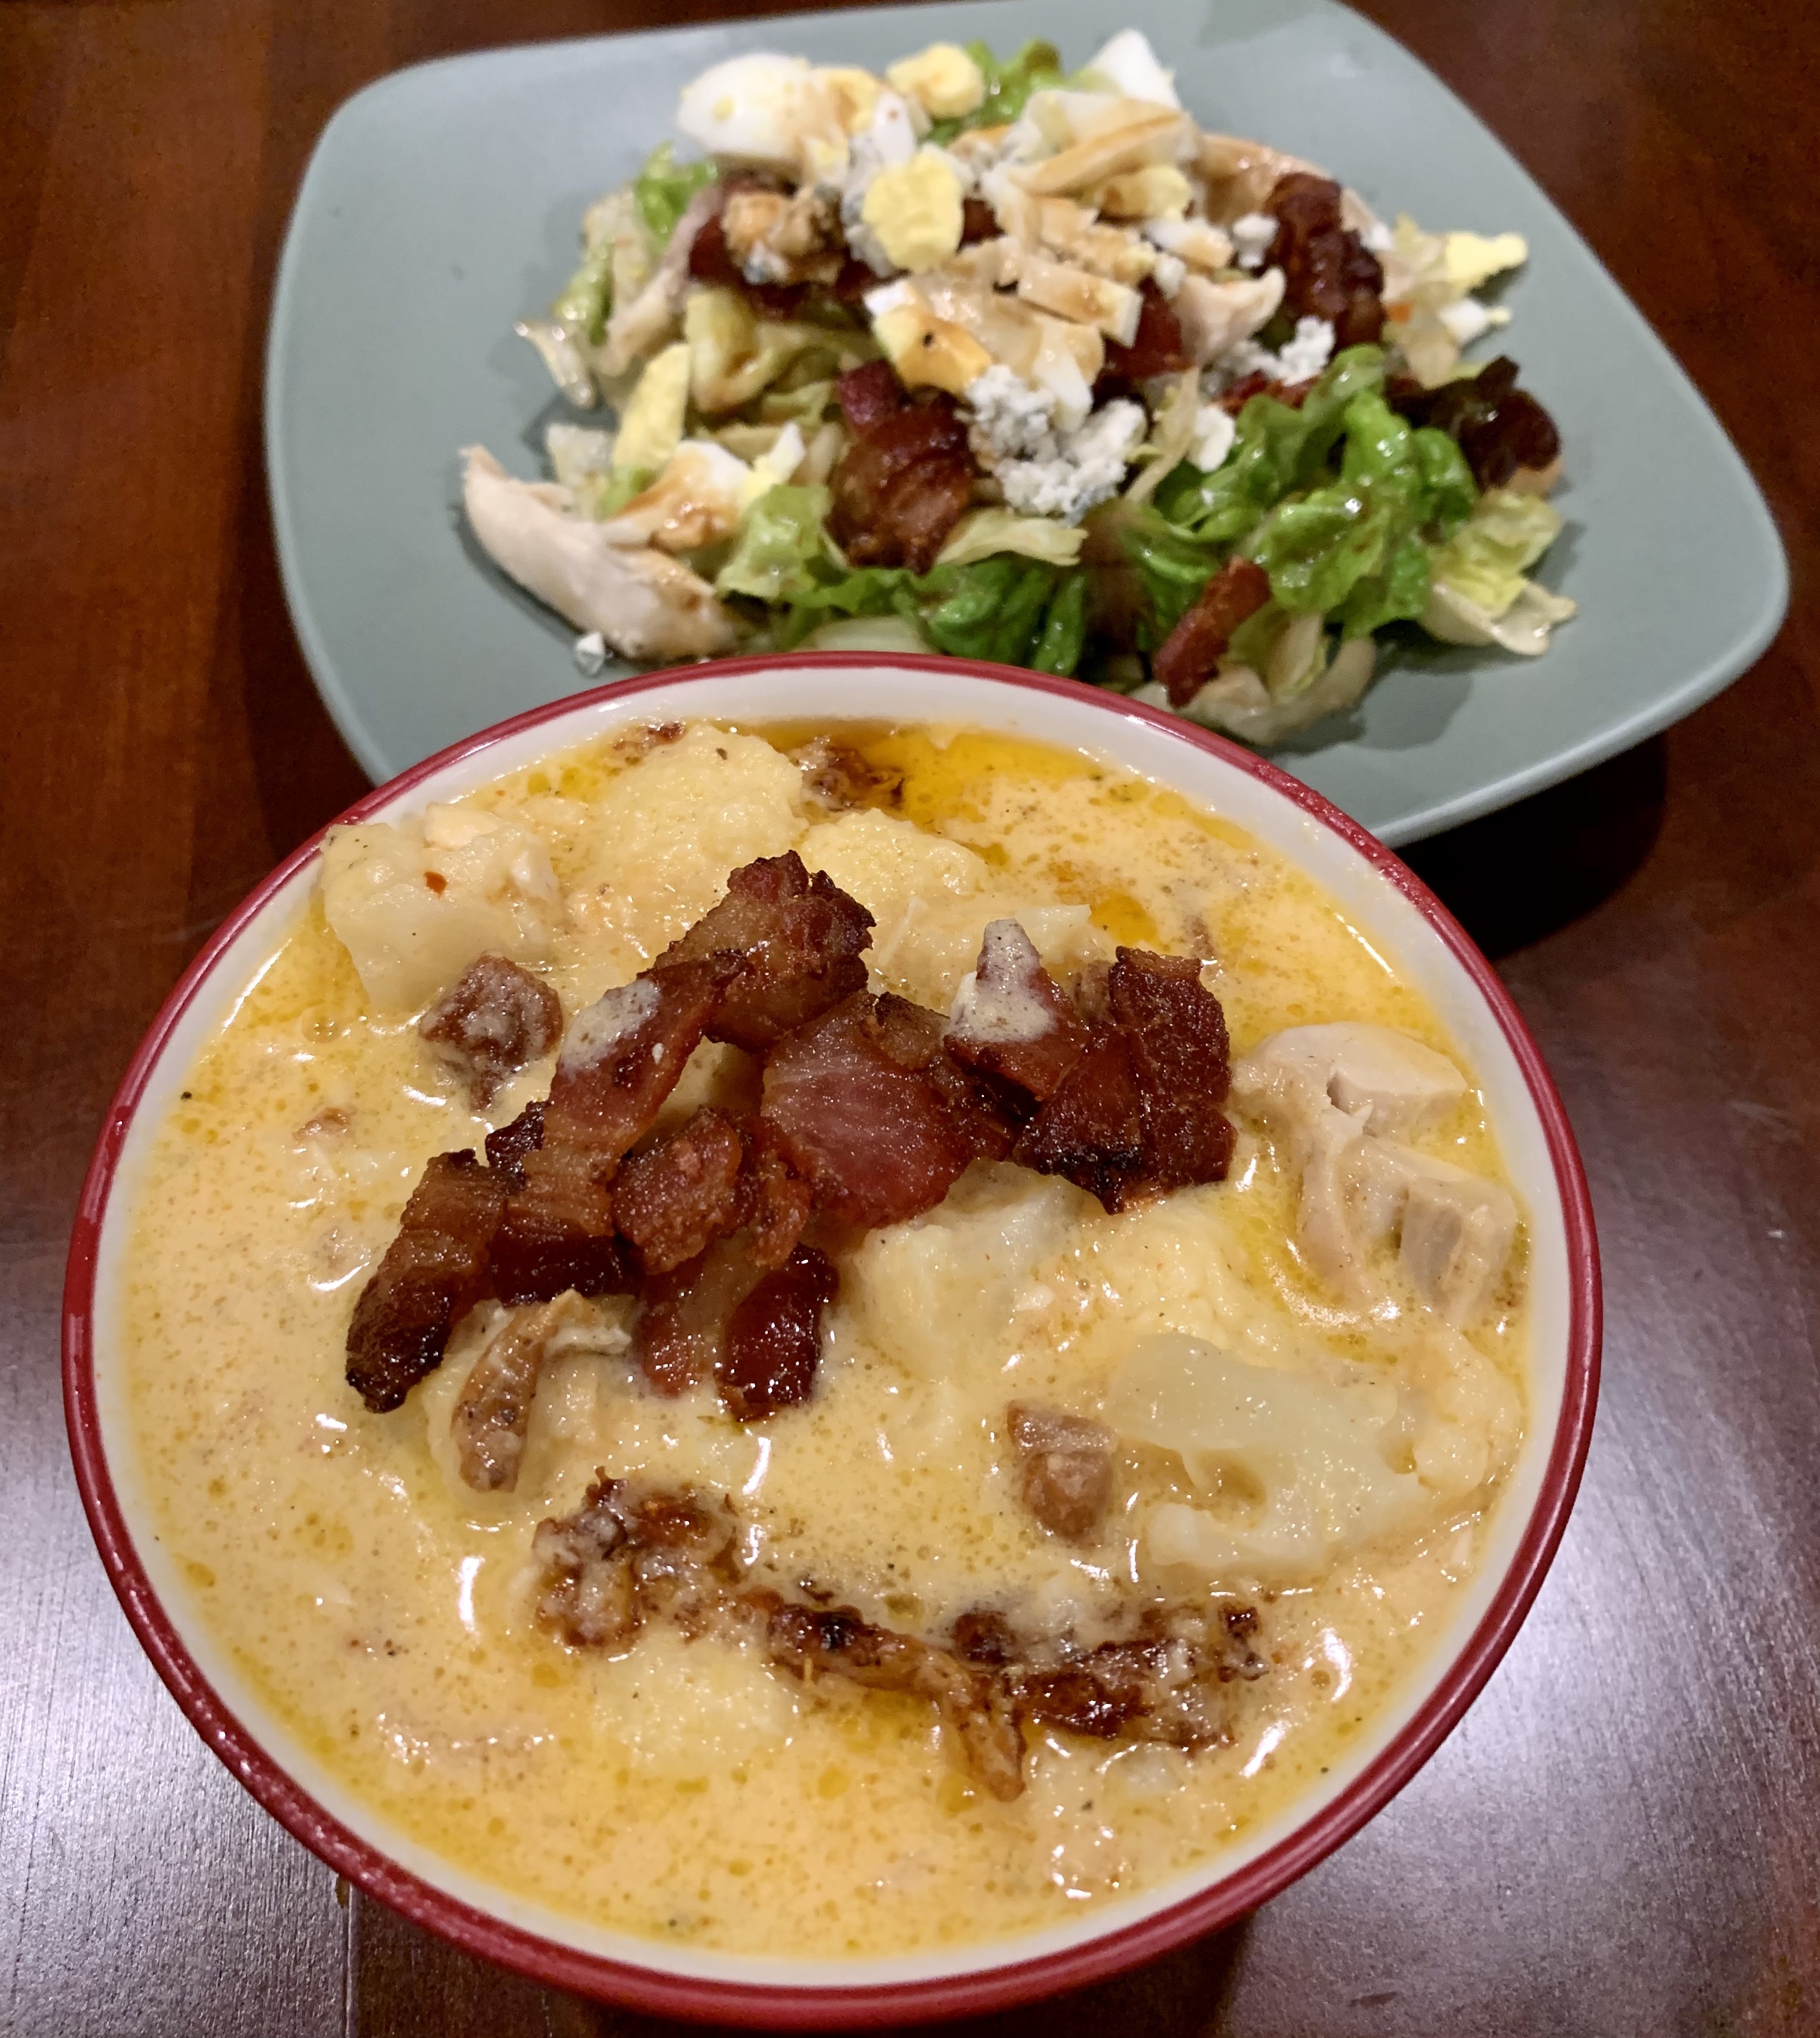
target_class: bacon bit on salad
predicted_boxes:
[835,359,907,436]
[960,197,1000,246]
[828,395,976,574]
[1264,172,1385,350]
[1152,555,1274,708]
[1216,370,1316,416]
[1097,279,1193,392]
[687,197,811,320]
[716,1244,838,1420]
[1387,356,1562,491]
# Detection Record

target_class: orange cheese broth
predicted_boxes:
[116,719,1525,1959]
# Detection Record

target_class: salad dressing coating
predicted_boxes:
[469,28,1573,731]
[117,722,1526,1957]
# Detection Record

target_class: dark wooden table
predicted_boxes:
[5,1,1816,2031]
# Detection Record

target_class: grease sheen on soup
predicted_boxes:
[116,721,1527,1959]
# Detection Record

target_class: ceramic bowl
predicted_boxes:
[65,655,1600,2025]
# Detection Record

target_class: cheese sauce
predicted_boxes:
[117,721,1526,1959]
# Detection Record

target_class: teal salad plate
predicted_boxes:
[266,0,1786,843]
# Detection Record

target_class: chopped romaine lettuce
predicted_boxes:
[1428,488,1564,617]
[634,141,715,247]
[927,40,1064,142]
[716,485,834,602]
[550,241,614,345]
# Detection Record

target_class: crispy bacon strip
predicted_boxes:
[633,1236,761,1397]
[828,395,975,574]
[761,991,974,1228]
[716,1245,837,1420]
[1153,556,1273,708]
[1013,1029,1148,1209]
[345,1153,507,1412]
[657,852,873,1052]
[1264,171,1384,349]
[947,920,1090,1104]
[835,359,905,436]
[613,1108,750,1275]
[418,954,563,1108]
[1107,947,1234,1188]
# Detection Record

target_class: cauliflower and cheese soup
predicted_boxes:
[119,720,1528,1959]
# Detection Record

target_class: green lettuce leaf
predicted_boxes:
[1154,346,1388,543]
[1245,391,1494,638]
[549,243,614,345]
[1428,488,1565,618]
[1089,501,1223,653]
[715,485,833,603]
[634,141,715,247]
[769,550,1087,674]
[927,40,1065,143]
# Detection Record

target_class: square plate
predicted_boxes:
[266,0,1786,843]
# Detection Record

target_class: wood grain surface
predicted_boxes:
[3,1,1815,2032]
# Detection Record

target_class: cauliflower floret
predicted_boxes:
[320,806,562,1013]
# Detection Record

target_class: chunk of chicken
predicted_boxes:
[598,182,723,378]
[1230,1025,1515,1321]
[462,447,737,662]
[1236,1023,1469,1138]
[1170,269,1285,366]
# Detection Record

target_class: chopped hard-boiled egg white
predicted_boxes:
[1082,27,1183,108]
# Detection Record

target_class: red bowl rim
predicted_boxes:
[63,653,1600,2027]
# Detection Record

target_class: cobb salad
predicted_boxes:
[462,29,1573,741]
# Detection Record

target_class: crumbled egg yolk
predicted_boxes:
[886,43,986,120]
[861,149,966,273]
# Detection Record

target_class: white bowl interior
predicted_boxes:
[89,664,1574,1991]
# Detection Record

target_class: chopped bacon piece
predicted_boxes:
[532,1475,739,1650]
[490,1183,638,1305]
[926,1052,1020,1162]
[687,204,809,319]
[763,1602,1024,1802]
[1012,1028,1148,1209]
[761,991,974,1228]
[418,954,563,1108]
[746,1120,814,1268]
[484,1098,545,1182]
[716,1244,837,1420]
[345,1152,506,1411]
[1264,172,1384,349]
[1108,947,1234,1187]
[451,1296,577,1492]
[1012,1605,1264,1750]
[960,196,999,246]
[1387,356,1561,490]
[1217,370,1315,417]
[633,1237,760,1396]
[657,852,873,1052]
[1008,1401,1115,1541]
[1152,555,1273,708]
[613,1108,750,1275]
[835,359,905,436]
[947,920,1091,1104]
[1098,279,1192,391]
[828,395,975,574]
[790,736,900,812]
